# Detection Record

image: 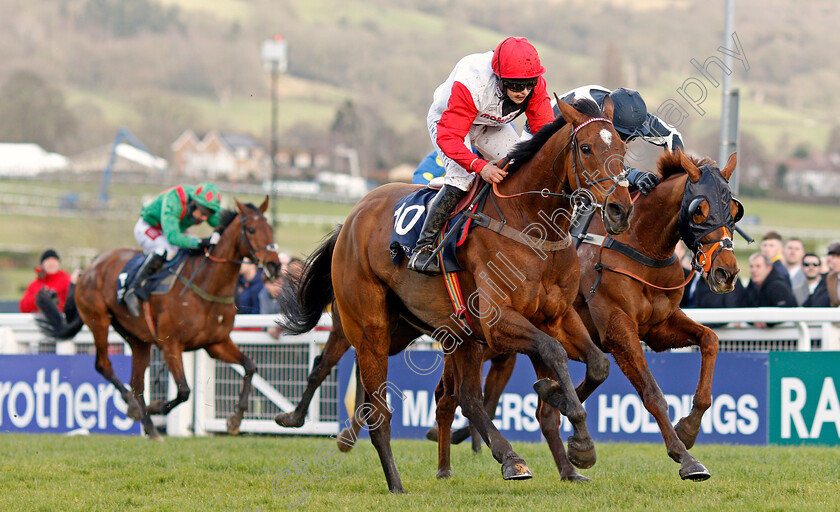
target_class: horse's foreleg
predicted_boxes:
[604,312,710,481]
[276,325,351,428]
[459,352,516,453]
[204,338,254,435]
[532,360,590,482]
[492,308,595,470]
[452,340,531,481]
[645,310,718,451]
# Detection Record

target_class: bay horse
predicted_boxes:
[432,150,742,481]
[278,98,634,493]
[36,199,281,440]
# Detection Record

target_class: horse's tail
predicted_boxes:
[35,284,84,340]
[276,226,341,334]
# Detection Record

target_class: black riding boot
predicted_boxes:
[407,184,467,275]
[124,252,166,317]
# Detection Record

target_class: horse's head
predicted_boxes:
[223,197,282,280]
[556,97,633,235]
[675,150,742,293]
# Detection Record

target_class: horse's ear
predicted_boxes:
[602,95,614,121]
[258,195,269,214]
[720,152,737,181]
[235,199,246,214]
[556,99,584,126]
[679,149,701,183]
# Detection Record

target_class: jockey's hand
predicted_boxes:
[479,163,507,184]
[627,168,660,196]
[197,232,221,252]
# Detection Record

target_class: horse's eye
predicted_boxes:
[247,227,256,234]
[580,144,592,154]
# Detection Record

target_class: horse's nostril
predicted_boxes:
[606,202,625,220]
[714,268,730,283]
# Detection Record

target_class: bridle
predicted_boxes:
[204,213,279,272]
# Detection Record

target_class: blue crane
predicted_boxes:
[98,127,155,204]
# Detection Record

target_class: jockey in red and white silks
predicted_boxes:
[426,38,554,192]
[408,37,554,275]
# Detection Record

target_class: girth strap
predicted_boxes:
[176,275,235,304]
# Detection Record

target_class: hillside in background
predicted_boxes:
[0,0,838,175]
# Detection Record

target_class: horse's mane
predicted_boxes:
[656,151,716,181]
[213,203,260,234]
[507,98,603,173]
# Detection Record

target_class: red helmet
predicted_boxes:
[491,37,546,79]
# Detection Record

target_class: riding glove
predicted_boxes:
[626,168,661,195]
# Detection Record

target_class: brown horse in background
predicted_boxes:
[433,150,742,481]
[37,199,281,440]
[278,98,633,493]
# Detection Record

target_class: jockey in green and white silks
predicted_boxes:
[124,183,222,316]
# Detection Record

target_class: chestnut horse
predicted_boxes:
[433,150,742,481]
[278,98,633,493]
[37,199,281,440]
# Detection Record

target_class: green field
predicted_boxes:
[1,434,837,511]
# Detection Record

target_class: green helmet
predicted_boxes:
[192,183,221,213]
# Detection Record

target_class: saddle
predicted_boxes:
[116,250,190,303]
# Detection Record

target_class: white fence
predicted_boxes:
[1,308,839,437]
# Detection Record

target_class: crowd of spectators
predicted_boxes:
[682,231,840,314]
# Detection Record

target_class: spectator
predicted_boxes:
[783,237,808,305]
[741,253,797,327]
[823,242,840,307]
[760,231,789,279]
[20,249,79,313]
[235,258,263,314]
[802,252,830,307]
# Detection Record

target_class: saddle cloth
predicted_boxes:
[116,250,190,303]
[389,188,475,272]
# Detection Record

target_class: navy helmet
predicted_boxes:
[609,88,648,139]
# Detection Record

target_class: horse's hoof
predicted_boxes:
[336,428,357,452]
[567,435,597,469]
[389,485,406,494]
[533,378,562,402]
[226,415,242,435]
[680,460,711,481]
[146,400,164,415]
[436,468,452,479]
[674,418,698,450]
[501,459,532,480]
[275,412,304,428]
[147,431,164,442]
[451,427,471,445]
[425,426,439,442]
[562,472,592,483]
[126,401,144,422]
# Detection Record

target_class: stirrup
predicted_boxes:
[407,246,441,275]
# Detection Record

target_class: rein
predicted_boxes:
[481,115,626,249]
[179,212,279,303]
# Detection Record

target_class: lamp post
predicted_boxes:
[718,0,739,193]
[261,34,288,231]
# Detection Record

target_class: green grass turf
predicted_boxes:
[0,434,837,511]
